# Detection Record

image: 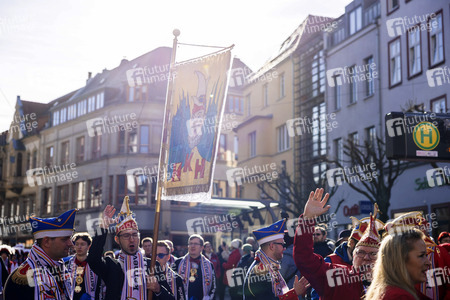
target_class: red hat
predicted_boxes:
[349,204,384,242]
[356,213,381,249]
[115,196,138,234]
[438,231,450,243]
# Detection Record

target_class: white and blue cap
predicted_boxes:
[252,219,286,245]
[30,209,78,239]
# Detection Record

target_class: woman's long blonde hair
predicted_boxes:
[365,228,424,300]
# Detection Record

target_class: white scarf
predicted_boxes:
[67,255,98,298]
[27,244,73,300]
[178,254,213,299]
[118,250,147,300]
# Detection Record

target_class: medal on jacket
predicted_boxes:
[189,263,198,282]
[75,266,84,293]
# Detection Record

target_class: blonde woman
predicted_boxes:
[366,228,431,300]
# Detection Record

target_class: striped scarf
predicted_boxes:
[165,263,181,300]
[253,249,288,296]
[420,243,439,300]
[66,256,98,299]
[178,254,213,298]
[118,250,147,300]
[27,244,73,300]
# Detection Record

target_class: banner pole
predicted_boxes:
[148,29,179,300]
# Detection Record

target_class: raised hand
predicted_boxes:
[303,188,330,220]
[294,275,311,296]
[100,205,116,229]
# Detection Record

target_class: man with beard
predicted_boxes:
[174,234,216,300]
[65,232,102,300]
[294,189,381,300]
[243,219,310,300]
[87,197,174,300]
[4,209,78,299]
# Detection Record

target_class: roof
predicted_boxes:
[248,15,334,82]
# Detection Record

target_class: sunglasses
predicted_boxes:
[156,253,168,259]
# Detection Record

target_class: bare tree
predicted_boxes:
[326,136,409,222]
[256,164,338,218]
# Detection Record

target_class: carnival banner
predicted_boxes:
[158,47,233,202]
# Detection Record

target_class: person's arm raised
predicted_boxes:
[303,188,330,220]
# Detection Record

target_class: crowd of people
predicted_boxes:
[0,189,448,299]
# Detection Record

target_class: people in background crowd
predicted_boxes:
[141,237,153,258]
[313,224,334,258]
[438,231,450,245]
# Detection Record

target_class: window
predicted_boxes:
[16,153,22,177]
[279,73,285,98]
[32,150,37,168]
[349,6,362,35]
[119,131,126,154]
[219,134,226,160]
[118,175,149,206]
[249,131,256,158]
[334,75,342,109]
[246,94,251,117]
[46,146,54,167]
[430,96,447,113]
[57,185,70,212]
[128,127,138,153]
[234,136,239,160]
[349,65,358,104]
[96,92,104,109]
[140,125,149,153]
[60,108,67,124]
[333,27,345,45]
[26,152,31,170]
[350,132,359,146]
[364,2,380,26]
[365,57,375,97]
[128,87,135,102]
[277,124,290,152]
[88,178,102,208]
[389,38,402,87]
[387,0,399,14]
[42,188,52,214]
[407,27,422,78]
[334,138,343,164]
[68,104,76,120]
[313,162,327,185]
[77,100,87,117]
[73,181,86,209]
[88,96,95,113]
[429,12,444,67]
[91,135,101,159]
[366,126,377,148]
[312,103,327,157]
[53,111,60,126]
[263,84,268,107]
[61,141,69,165]
[227,96,244,114]
[76,137,85,163]
[312,50,325,97]
[151,125,162,154]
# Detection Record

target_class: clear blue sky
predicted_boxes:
[0,0,349,132]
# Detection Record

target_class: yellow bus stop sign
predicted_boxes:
[413,122,440,151]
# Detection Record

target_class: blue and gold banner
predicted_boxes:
[159,47,233,202]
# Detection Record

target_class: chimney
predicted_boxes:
[87,72,92,84]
